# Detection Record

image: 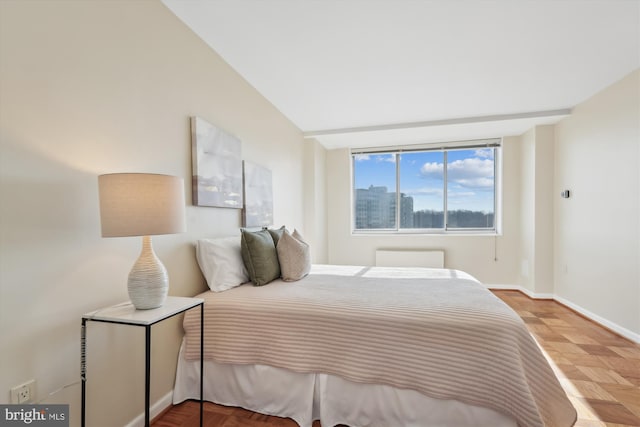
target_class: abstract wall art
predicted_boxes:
[243,161,273,227]
[191,116,243,208]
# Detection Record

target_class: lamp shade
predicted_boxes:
[98,173,186,237]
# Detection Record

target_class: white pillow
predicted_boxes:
[277,229,311,282]
[196,237,249,292]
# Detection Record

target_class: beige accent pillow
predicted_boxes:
[277,229,311,282]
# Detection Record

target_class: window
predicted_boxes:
[352,140,499,233]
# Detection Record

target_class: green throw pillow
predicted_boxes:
[241,229,281,286]
[266,225,286,245]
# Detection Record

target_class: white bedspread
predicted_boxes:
[183,265,576,427]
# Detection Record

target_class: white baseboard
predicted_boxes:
[553,294,640,344]
[486,284,640,344]
[124,390,173,427]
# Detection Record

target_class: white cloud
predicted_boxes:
[356,154,395,163]
[474,148,494,159]
[403,187,443,197]
[420,162,444,175]
[419,157,494,190]
[377,154,396,164]
[448,191,476,198]
[448,158,494,189]
[453,177,494,188]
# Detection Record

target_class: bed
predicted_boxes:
[173,263,576,427]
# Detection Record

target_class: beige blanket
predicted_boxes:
[184,265,576,427]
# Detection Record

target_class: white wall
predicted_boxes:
[326,137,522,285]
[554,69,640,336]
[518,125,555,295]
[0,1,305,425]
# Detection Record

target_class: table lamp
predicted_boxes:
[98,173,186,309]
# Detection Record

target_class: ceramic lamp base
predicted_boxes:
[128,236,169,310]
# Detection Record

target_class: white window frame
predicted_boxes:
[351,138,502,235]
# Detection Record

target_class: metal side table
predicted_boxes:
[81,296,204,427]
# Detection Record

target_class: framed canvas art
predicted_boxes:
[243,161,273,227]
[191,116,243,208]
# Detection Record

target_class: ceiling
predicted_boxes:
[162,0,639,149]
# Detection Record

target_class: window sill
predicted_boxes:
[351,230,500,237]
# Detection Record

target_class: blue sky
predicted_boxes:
[354,148,495,212]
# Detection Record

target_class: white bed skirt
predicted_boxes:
[173,339,517,427]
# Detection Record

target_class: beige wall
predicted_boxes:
[1,3,637,427]
[0,1,306,425]
[519,128,536,291]
[534,125,555,295]
[554,70,640,336]
[325,70,639,338]
[326,137,522,285]
[303,139,328,263]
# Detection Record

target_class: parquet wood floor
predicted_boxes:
[153,290,640,427]
[495,291,640,427]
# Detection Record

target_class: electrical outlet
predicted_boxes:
[10,380,36,404]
